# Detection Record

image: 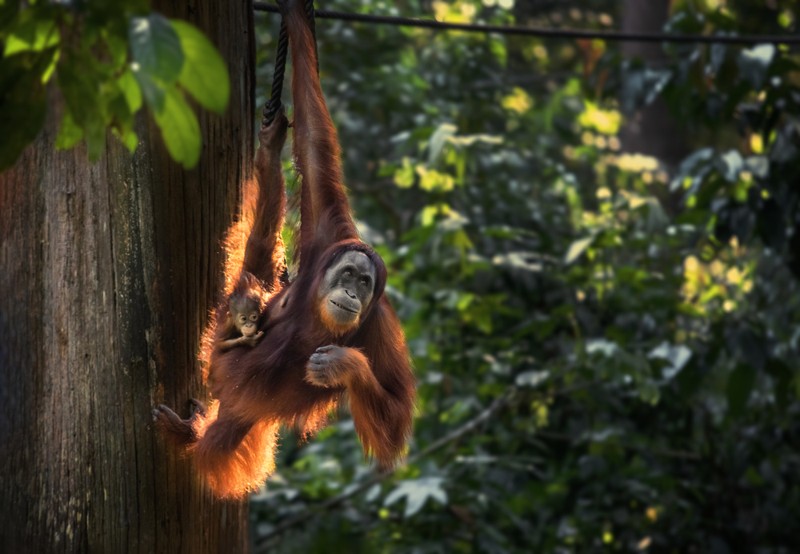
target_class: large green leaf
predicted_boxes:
[128,13,183,85]
[152,86,201,169]
[170,19,229,114]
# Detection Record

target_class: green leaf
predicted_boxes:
[115,127,139,153]
[58,59,99,127]
[492,251,544,273]
[564,235,594,264]
[152,86,201,169]
[586,339,619,357]
[648,342,692,380]
[170,19,229,114]
[718,150,743,182]
[489,38,507,67]
[4,17,59,56]
[58,58,106,160]
[55,109,84,150]
[393,157,415,188]
[384,478,447,518]
[416,166,455,192]
[455,292,474,312]
[745,155,769,179]
[738,44,775,89]
[103,29,129,72]
[428,123,456,164]
[118,69,142,112]
[128,13,183,85]
[106,90,138,153]
[516,370,550,388]
[40,46,59,83]
[133,69,166,111]
[727,363,756,417]
[447,133,503,147]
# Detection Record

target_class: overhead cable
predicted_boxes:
[253,3,800,45]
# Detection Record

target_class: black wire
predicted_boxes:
[253,2,800,46]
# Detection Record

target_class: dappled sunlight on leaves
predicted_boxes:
[578,100,621,135]
[251,0,800,551]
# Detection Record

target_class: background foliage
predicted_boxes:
[0,0,228,169]
[4,0,798,551]
[252,1,800,552]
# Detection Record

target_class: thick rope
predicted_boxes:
[262,16,289,126]
[262,1,319,125]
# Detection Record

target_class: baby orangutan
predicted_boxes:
[216,272,266,352]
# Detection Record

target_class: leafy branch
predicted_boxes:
[0,4,229,170]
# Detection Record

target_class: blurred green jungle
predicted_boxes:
[6,0,796,551]
[250,0,800,552]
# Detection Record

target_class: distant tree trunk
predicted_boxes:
[620,0,688,170]
[0,1,255,552]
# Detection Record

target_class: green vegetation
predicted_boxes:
[0,0,228,169]
[253,1,800,552]
[3,0,798,551]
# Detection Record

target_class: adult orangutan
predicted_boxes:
[154,0,415,498]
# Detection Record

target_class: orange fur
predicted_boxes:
[155,0,414,498]
[317,302,360,337]
[189,401,280,498]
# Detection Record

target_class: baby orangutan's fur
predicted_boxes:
[215,272,267,352]
[154,0,415,499]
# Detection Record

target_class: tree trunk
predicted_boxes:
[0,1,255,552]
[620,0,688,170]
